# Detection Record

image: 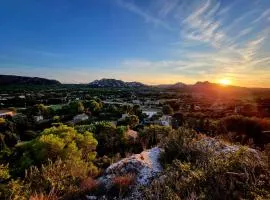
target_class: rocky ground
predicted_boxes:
[86,137,262,200]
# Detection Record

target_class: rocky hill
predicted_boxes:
[89,78,145,88]
[0,75,61,86]
[157,82,187,89]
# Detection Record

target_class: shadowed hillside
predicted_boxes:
[0,75,61,86]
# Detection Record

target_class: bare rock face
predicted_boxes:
[98,147,163,191]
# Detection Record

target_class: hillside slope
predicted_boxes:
[0,75,61,85]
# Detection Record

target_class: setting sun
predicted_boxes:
[219,79,231,86]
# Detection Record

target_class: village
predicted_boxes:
[1,85,269,135]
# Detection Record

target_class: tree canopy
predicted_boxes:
[14,125,98,173]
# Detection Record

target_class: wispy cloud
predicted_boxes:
[252,8,270,24]
[115,0,270,86]
[182,0,226,48]
[238,27,253,38]
[156,0,180,18]
[116,0,173,30]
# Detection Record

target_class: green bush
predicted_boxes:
[0,164,10,181]
[1,179,28,200]
[14,125,98,174]
[0,165,28,200]
[84,122,138,156]
[119,115,139,128]
[139,125,172,149]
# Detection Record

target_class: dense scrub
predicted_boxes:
[0,95,270,199]
[142,128,270,200]
[0,125,99,199]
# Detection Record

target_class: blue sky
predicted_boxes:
[0,0,269,86]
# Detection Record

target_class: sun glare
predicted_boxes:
[219,79,231,86]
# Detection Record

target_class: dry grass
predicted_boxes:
[112,173,136,197]
[80,177,98,192]
[29,191,58,200]
[112,173,135,188]
[144,128,270,200]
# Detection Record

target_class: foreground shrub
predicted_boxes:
[143,161,202,200]
[139,125,172,149]
[0,165,27,199]
[29,192,58,200]
[25,159,98,199]
[0,179,28,200]
[143,128,270,200]
[0,164,10,180]
[159,127,198,165]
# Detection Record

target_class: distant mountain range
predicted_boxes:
[1,75,268,92]
[0,75,61,86]
[89,78,146,88]
[88,79,222,89]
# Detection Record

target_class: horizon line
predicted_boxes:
[2,74,270,89]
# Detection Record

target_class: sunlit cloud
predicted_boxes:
[115,0,270,87]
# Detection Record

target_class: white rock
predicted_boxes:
[193,137,261,161]
[86,195,97,200]
[98,147,163,191]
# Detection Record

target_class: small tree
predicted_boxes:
[77,102,85,114]
[69,101,85,114]
[139,125,172,149]
[84,100,102,115]
[15,125,98,173]
[124,115,139,129]
[162,105,174,115]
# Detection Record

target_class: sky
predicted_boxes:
[0,0,270,87]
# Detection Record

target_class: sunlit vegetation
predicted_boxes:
[0,84,269,199]
[143,128,270,200]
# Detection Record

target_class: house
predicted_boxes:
[73,113,89,123]
[234,105,243,114]
[0,110,15,118]
[194,105,201,111]
[18,95,26,99]
[160,115,172,126]
[132,100,141,105]
[144,100,160,106]
[142,110,159,118]
[34,115,44,122]
[118,113,129,122]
